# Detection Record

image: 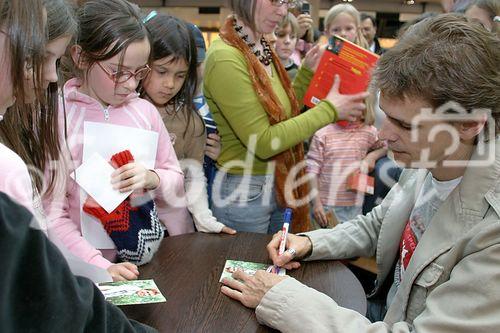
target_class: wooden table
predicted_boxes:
[122,232,367,332]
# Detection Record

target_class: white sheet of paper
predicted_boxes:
[72,152,132,213]
[82,122,158,169]
[80,122,159,249]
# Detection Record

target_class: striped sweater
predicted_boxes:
[307,123,384,206]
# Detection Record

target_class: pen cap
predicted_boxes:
[283,208,293,224]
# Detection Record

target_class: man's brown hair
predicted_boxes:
[372,14,500,134]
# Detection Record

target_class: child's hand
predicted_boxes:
[221,225,237,234]
[313,199,329,228]
[326,75,368,122]
[107,262,139,281]
[111,162,160,192]
[360,157,376,174]
[303,44,323,71]
[205,132,221,160]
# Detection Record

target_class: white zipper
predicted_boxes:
[103,107,110,121]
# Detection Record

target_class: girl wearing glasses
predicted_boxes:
[45,0,193,281]
[204,0,369,234]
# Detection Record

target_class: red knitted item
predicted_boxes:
[82,150,137,234]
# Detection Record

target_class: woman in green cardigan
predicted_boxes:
[204,0,369,234]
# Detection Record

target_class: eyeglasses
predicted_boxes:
[269,0,298,9]
[96,62,151,84]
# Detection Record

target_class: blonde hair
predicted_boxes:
[277,12,299,37]
[324,4,369,49]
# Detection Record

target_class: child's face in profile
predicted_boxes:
[142,55,189,106]
[274,24,298,61]
[24,35,72,104]
[327,12,358,43]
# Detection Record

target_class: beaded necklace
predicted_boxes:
[233,20,273,66]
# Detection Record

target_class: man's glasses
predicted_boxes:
[270,0,298,9]
[96,62,151,84]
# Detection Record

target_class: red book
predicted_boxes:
[304,36,379,108]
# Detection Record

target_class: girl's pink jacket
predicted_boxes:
[44,78,194,269]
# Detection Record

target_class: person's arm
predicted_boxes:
[181,158,234,234]
[204,48,337,160]
[256,277,372,333]
[257,232,500,333]
[292,65,315,107]
[306,133,328,227]
[268,170,414,269]
[43,154,113,270]
[301,170,402,261]
[180,117,234,234]
[0,192,156,333]
[361,127,388,173]
[361,148,387,174]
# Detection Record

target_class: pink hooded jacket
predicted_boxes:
[0,144,34,214]
[44,78,194,269]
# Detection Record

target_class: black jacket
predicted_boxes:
[0,192,157,333]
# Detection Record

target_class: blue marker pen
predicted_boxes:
[269,208,292,274]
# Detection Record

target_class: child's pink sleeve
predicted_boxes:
[306,132,325,175]
[45,196,112,269]
[148,105,194,235]
[0,148,35,214]
[43,140,112,269]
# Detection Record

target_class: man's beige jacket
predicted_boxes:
[256,138,500,332]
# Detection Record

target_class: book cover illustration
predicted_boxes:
[304,35,379,108]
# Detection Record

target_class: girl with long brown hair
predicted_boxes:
[0,0,45,215]
[0,0,77,231]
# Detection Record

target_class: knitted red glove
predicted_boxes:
[82,150,137,234]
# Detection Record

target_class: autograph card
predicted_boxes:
[97,279,166,306]
[219,260,285,282]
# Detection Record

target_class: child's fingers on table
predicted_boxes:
[121,262,139,274]
[221,226,237,234]
[117,266,139,280]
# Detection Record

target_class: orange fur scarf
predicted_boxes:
[219,16,310,233]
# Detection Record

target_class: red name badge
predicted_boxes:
[346,171,375,195]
